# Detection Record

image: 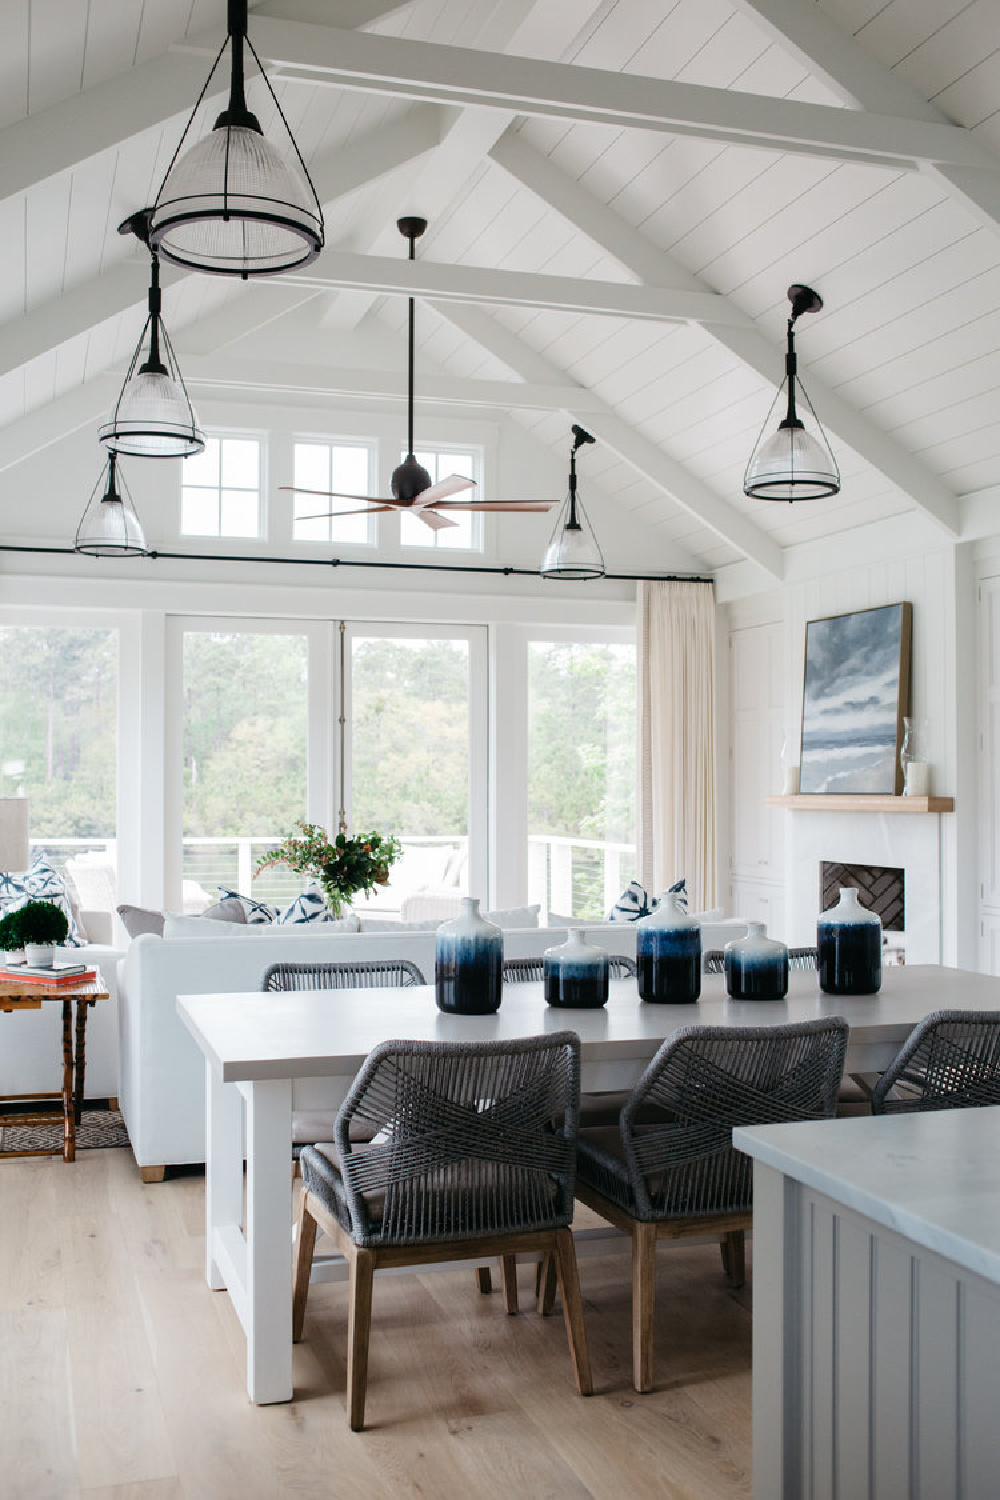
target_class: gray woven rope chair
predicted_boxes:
[261,958,425,991]
[871,1010,1000,1114]
[261,959,426,1156]
[540,1017,848,1392]
[292,1033,593,1429]
[502,954,638,982]
[703,947,818,975]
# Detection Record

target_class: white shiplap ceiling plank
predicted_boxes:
[0,3,30,131]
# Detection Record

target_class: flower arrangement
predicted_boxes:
[255,821,402,917]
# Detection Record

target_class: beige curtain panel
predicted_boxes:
[637,580,717,912]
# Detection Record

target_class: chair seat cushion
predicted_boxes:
[576,1118,754,1223]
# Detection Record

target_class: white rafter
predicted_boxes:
[489,131,961,537]
[217,17,995,174]
[0,105,446,383]
[433,303,784,579]
[730,0,1000,244]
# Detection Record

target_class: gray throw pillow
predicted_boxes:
[201,896,248,924]
[116,903,166,939]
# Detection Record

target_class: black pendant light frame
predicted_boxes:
[541,425,606,581]
[149,0,324,278]
[743,283,841,503]
[99,210,205,458]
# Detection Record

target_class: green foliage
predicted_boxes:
[255,821,401,915]
[1,900,69,946]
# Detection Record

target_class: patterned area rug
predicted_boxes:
[0,1108,130,1153]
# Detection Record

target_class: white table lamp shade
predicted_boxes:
[0,798,29,871]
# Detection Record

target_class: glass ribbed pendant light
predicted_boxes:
[540,426,605,580]
[149,0,323,278]
[75,455,149,557]
[744,284,840,502]
[100,211,204,459]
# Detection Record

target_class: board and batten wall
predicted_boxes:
[722,543,979,969]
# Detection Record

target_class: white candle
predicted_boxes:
[782,765,800,796]
[904,761,930,797]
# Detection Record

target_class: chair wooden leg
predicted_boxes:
[499,1254,519,1315]
[475,1266,493,1294]
[552,1227,593,1396]
[347,1247,375,1432]
[536,1251,558,1315]
[722,1229,746,1289]
[632,1223,657,1393]
[292,1191,318,1343]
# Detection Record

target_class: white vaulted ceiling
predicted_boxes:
[2,0,1000,585]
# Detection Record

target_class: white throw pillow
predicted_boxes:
[0,851,86,946]
[546,912,608,928]
[357,916,442,932]
[163,913,275,939]
[484,904,540,929]
[690,907,725,923]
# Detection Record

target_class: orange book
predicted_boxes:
[0,966,97,987]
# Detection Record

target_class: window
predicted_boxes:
[527,640,636,920]
[399,446,482,551]
[181,628,309,912]
[181,434,262,538]
[0,624,118,912]
[292,440,375,546]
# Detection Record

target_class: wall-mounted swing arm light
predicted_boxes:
[99,210,205,459]
[743,283,840,502]
[74,453,149,557]
[148,0,324,278]
[540,425,606,580]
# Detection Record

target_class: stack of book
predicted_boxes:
[0,960,97,986]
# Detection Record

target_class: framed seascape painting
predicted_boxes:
[799,602,912,795]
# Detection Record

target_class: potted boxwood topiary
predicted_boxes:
[0,908,24,963]
[10,900,69,968]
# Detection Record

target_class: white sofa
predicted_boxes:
[0,908,127,1100]
[116,918,747,1175]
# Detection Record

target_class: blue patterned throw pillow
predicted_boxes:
[216,887,280,924]
[607,877,686,922]
[0,851,85,946]
[278,882,332,925]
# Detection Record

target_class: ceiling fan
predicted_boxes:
[283,216,562,531]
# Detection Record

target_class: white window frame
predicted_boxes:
[398,442,484,553]
[180,430,266,541]
[344,621,489,903]
[290,434,378,547]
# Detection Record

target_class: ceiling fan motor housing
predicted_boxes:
[391,452,433,502]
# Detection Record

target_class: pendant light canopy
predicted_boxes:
[540,426,605,581]
[75,454,149,557]
[743,284,840,502]
[100,211,204,459]
[149,0,324,278]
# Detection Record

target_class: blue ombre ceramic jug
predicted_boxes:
[724,922,789,1001]
[435,897,503,1014]
[818,887,882,995]
[636,892,701,1004]
[543,928,610,1008]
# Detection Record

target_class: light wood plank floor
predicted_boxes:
[0,1148,752,1499]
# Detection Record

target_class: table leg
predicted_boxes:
[74,999,89,1125]
[243,1078,293,1405]
[61,998,75,1163]
[205,1060,243,1292]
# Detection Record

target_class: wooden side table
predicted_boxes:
[0,971,109,1162]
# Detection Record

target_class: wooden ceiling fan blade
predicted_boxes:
[431,499,561,511]
[295,505,397,521]
[419,508,460,530]
[280,484,392,504]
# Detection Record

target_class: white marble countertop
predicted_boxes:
[734,1106,1000,1286]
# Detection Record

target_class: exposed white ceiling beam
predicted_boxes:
[0,0,410,209]
[276,251,750,325]
[490,131,962,537]
[434,302,784,579]
[731,0,1000,244]
[0,105,445,382]
[182,356,597,413]
[0,378,117,474]
[229,18,994,173]
[319,0,609,334]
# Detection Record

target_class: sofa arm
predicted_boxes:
[81,908,113,945]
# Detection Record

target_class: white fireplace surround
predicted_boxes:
[783,811,943,964]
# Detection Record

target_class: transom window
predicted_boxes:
[293,440,375,546]
[181,434,262,539]
[399,446,482,551]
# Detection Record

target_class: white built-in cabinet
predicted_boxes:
[729,620,786,938]
[978,575,1000,973]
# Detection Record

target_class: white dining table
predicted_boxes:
[177,964,1000,1405]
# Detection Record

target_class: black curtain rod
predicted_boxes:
[0,542,712,585]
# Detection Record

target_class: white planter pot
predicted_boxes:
[24,943,55,968]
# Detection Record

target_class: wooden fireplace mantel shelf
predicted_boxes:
[765,794,954,813]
